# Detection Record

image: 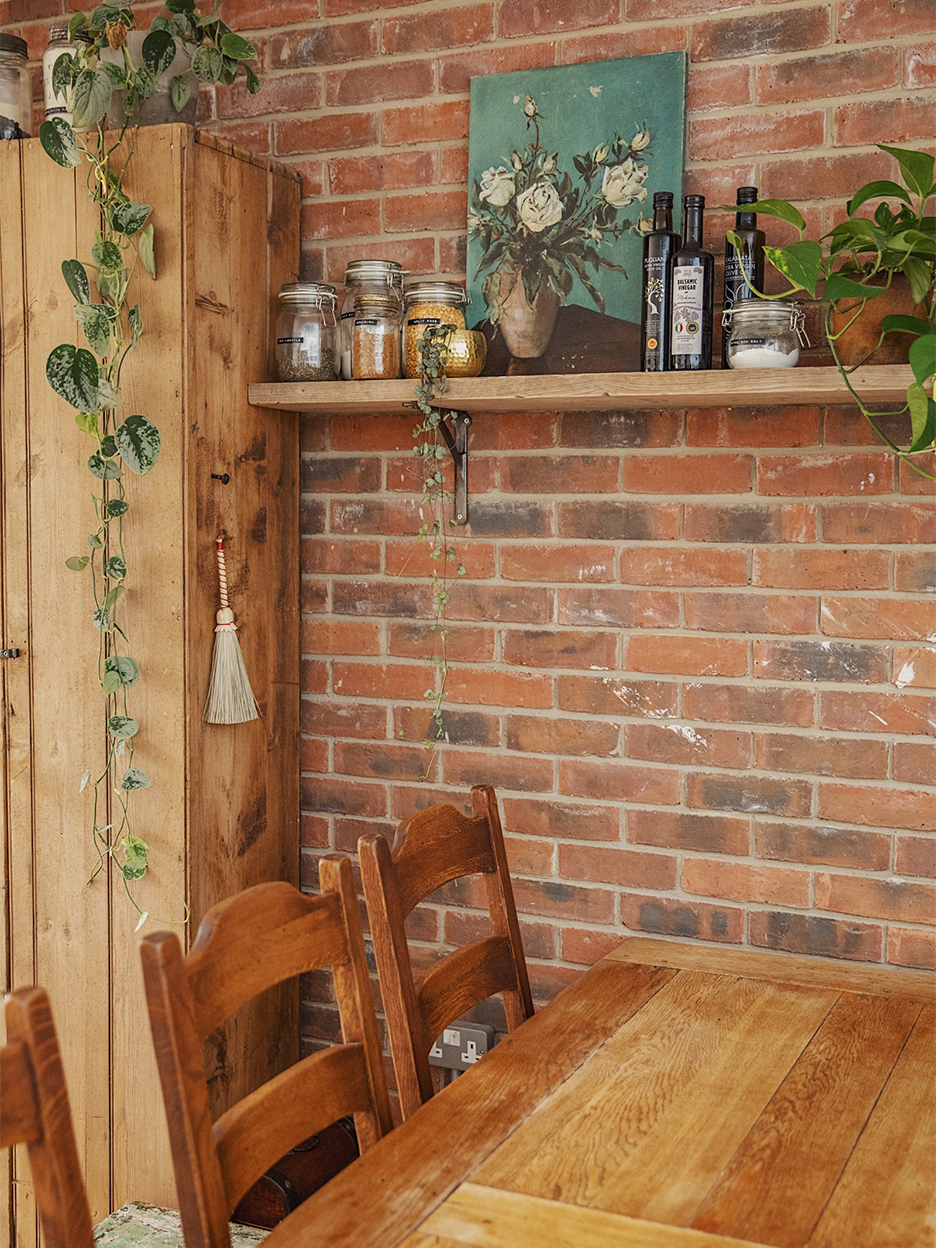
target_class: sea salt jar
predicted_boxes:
[723,299,808,369]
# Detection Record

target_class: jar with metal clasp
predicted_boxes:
[723,298,809,369]
[0,35,31,140]
[339,260,404,380]
[275,282,339,382]
[403,281,469,379]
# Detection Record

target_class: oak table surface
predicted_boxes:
[263,939,936,1248]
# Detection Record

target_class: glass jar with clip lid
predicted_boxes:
[723,298,809,369]
[339,259,404,379]
[352,293,402,380]
[275,282,339,382]
[0,34,31,140]
[403,280,469,379]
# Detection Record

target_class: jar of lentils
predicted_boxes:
[339,259,404,379]
[352,294,401,380]
[275,282,339,382]
[403,281,469,379]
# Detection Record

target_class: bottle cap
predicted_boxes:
[0,33,28,57]
[684,194,705,208]
[652,191,674,208]
[736,186,759,205]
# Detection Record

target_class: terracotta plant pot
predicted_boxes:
[498,268,560,359]
[828,273,929,366]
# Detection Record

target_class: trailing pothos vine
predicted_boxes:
[410,326,466,773]
[39,1,258,925]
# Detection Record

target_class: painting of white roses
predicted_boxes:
[467,52,687,374]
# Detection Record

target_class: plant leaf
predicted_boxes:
[245,64,260,94]
[72,65,113,128]
[66,555,90,571]
[115,414,161,474]
[120,768,150,792]
[101,668,122,695]
[764,240,823,296]
[96,376,122,407]
[121,835,148,880]
[138,224,155,278]
[92,239,124,271]
[879,144,935,202]
[104,654,139,685]
[881,314,934,337]
[108,714,138,738]
[47,344,99,410]
[106,498,129,517]
[39,118,81,168]
[62,259,90,304]
[902,255,934,307]
[128,304,143,347]
[908,329,936,387]
[907,384,936,452]
[88,452,122,480]
[169,73,190,113]
[92,607,111,630]
[192,45,223,83]
[74,303,112,356]
[104,555,126,579]
[111,200,152,236]
[845,179,912,216]
[741,198,805,232]
[219,32,256,60]
[69,11,88,40]
[103,585,126,610]
[142,28,176,77]
[823,274,887,303]
[51,51,76,100]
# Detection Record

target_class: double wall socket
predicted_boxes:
[428,1020,496,1073]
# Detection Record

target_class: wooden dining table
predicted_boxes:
[263,938,936,1248]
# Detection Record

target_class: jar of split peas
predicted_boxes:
[403,281,469,378]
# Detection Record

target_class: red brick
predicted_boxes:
[894,646,936,690]
[276,111,378,155]
[623,454,752,494]
[502,454,621,495]
[458,501,554,541]
[334,740,427,782]
[683,859,810,908]
[753,549,890,591]
[502,628,617,671]
[558,588,680,630]
[899,452,936,495]
[621,548,749,588]
[558,500,681,540]
[331,577,432,619]
[301,699,387,739]
[498,0,618,38]
[438,233,466,273]
[504,836,555,878]
[328,150,436,194]
[301,736,329,772]
[303,658,328,695]
[628,809,749,855]
[558,409,682,449]
[302,776,387,818]
[684,682,814,727]
[302,455,381,493]
[440,41,557,94]
[756,821,891,871]
[896,837,936,879]
[683,163,759,205]
[687,63,754,113]
[302,619,380,656]
[692,8,831,62]
[325,237,436,283]
[626,635,748,677]
[754,640,889,683]
[820,596,935,642]
[557,674,678,719]
[560,759,680,806]
[269,21,378,67]
[330,498,424,534]
[383,99,469,146]
[300,814,330,849]
[560,24,687,65]
[686,406,819,448]
[448,584,553,624]
[502,797,622,842]
[204,120,272,154]
[384,538,495,580]
[904,42,936,87]
[886,927,936,970]
[750,910,882,961]
[620,894,744,944]
[559,844,676,890]
[895,551,936,594]
[384,188,466,233]
[756,47,897,105]
[440,146,469,183]
[685,502,816,544]
[690,108,824,161]
[687,771,812,817]
[221,0,318,29]
[326,58,432,107]
[818,783,935,832]
[387,622,495,664]
[626,722,750,769]
[757,453,893,496]
[469,411,558,451]
[393,705,500,749]
[446,667,553,709]
[756,732,887,781]
[512,877,615,924]
[822,405,914,449]
[560,927,625,965]
[301,581,327,613]
[685,591,817,634]
[816,873,936,925]
[894,741,936,785]
[383,5,492,54]
[301,197,380,241]
[761,149,901,203]
[333,661,434,701]
[820,690,936,736]
[505,714,620,757]
[217,71,321,120]
[501,544,616,584]
[302,539,381,576]
[839,0,936,42]
[527,963,584,1001]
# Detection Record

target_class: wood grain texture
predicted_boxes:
[260,959,674,1248]
[472,970,837,1224]
[248,364,920,415]
[691,992,924,1246]
[0,1042,40,1149]
[808,1003,936,1248]
[607,938,936,1002]
[409,1185,773,1248]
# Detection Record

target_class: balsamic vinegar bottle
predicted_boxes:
[670,194,714,371]
[722,185,766,367]
[640,191,680,371]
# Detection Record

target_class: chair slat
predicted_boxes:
[393,804,497,919]
[418,937,518,1048]
[0,1041,40,1148]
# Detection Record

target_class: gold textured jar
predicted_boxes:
[403,281,468,378]
[442,330,487,378]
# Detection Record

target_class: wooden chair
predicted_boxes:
[1,986,95,1248]
[359,784,534,1120]
[139,857,393,1248]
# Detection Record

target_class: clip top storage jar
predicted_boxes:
[723,298,808,369]
[339,260,404,380]
[403,281,469,379]
[352,294,401,380]
[275,282,339,382]
[0,34,31,140]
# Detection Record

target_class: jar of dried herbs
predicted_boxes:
[275,282,339,382]
[352,294,401,380]
[339,260,404,379]
[403,281,468,379]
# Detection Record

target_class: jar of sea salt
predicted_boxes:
[723,299,808,369]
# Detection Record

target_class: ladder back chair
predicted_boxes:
[359,784,534,1120]
[1,987,95,1248]
[139,857,393,1248]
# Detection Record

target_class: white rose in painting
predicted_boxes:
[516,182,563,233]
[479,165,516,207]
[631,129,651,151]
[602,158,649,208]
[636,214,654,235]
[524,94,538,117]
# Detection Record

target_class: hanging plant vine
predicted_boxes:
[39,0,258,924]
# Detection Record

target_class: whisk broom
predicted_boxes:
[203,487,259,725]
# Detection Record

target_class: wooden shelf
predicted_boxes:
[248,364,914,416]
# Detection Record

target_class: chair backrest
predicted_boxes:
[139,856,393,1248]
[1,987,95,1248]
[359,784,533,1120]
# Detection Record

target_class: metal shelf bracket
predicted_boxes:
[434,409,472,525]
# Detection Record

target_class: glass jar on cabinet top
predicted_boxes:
[352,294,401,380]
[0,35,31,140]
[339,259,404,379]
[275,282,339,382]
[403,281,468,379]
[722,299,808,369]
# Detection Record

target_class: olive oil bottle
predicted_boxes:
[640,191,680,371]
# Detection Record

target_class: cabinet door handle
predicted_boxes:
[1,649,21,659]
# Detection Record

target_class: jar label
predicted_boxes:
[277,336,304,344]
[407,317,442,326]
[355,319,379,327]
[672,266,704,353]
[340,310,356,320]
[731,337,768,348]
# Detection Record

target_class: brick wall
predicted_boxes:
[5,0,934,1053]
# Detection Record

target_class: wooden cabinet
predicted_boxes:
[0,126,301,1237]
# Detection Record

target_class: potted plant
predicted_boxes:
[724,144,935,470]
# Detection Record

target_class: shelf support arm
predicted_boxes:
[434,409,471,526]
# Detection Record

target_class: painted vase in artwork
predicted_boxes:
[498,269,561,357]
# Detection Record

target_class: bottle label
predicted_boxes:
[724,252,757,309]
[672,266,705,353]
[277,336,304,344]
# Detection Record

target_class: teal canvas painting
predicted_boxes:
[467,52,687,374]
